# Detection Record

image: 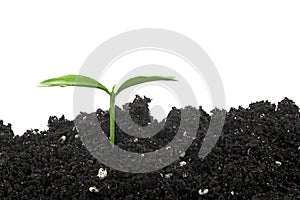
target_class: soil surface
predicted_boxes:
[0,96,299,199]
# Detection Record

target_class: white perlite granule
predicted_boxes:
[164,173,172,179]
[179,161,187,167]
[59,135,66,143]
[198,188,209,195]
[89,186,99,193]
[180,152,186,158]
[97,168,108,180]
[275,161,282,166]
[165,146,171,150]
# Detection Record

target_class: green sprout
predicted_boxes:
[39,74,177,145]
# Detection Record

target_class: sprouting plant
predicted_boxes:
[39,74,177,145]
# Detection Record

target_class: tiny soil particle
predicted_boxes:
[59,135,66,143]
[0,96,299,199]
[275,161,282,166]
[179,152,186,158]
[179,161,187,167]
[89,186,99,193]
[164,173,173,179]
[97,168,108,180]
[198,188,209,195]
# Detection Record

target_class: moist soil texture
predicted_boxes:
[0,95,299,200]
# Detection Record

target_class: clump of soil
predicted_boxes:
[127,95,152,126]
[0,96,299,199]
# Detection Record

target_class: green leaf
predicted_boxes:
[115,76,177,95]
[39,74,110,95]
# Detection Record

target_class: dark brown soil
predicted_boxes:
[0,96,299,199]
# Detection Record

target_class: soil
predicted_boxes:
[0,96,299,200]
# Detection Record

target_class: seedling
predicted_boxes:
[39,74,176,145]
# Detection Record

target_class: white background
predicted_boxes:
[0,1,300,135]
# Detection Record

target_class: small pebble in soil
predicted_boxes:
[133,138,138,143]
[179,161,187,167]
[199,188,209,195]
[89,186,99,193]
[275,161,282,166]
[97,168,107,180]
[74,134,79,139]
[231,191,235,195]
[59,135,66,143]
